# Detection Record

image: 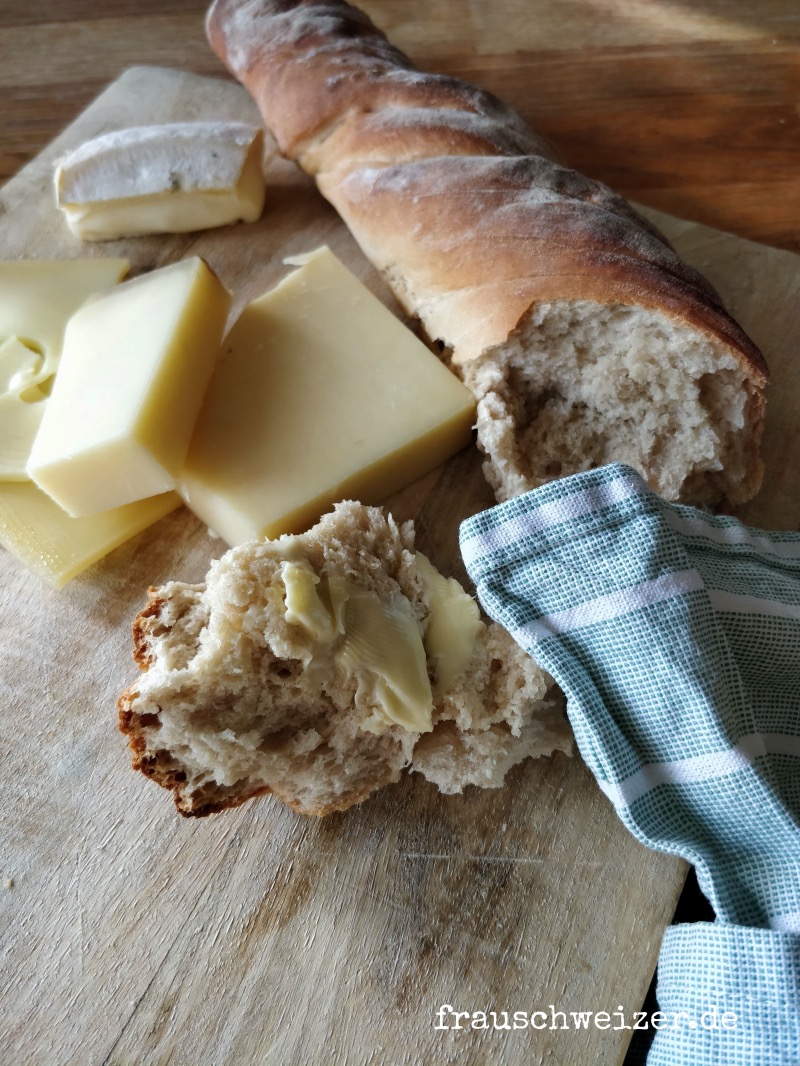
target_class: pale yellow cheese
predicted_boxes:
[27,257,231,516]
[180,246,477,545]
[0,258,129,479]
[55,123,267,241]
[0,481,180,589]
[0,337,49,475]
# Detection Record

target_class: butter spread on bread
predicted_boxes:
[118,502,570,816]
[206,0,769,508]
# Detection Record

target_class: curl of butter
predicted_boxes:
[280,559,432,734]
[415,552,486,693]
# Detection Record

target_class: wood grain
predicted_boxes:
[1,2,799,1062]
[1,61,799,1066]
[1,1,799,250]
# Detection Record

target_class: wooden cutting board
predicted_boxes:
[1,67,798,1066]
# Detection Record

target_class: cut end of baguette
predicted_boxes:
[118,501,570,816]
[460,299,765,508]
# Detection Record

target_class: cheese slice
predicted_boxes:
[55,122,267,241]
[180,246,477,545]
[27,257,231,516]
[0,481,180,589]
[0,258,129,479]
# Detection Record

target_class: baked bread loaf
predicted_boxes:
[118,502,570,816]
[206,0,769,508]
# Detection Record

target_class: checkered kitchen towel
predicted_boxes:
[460,463,800,1064]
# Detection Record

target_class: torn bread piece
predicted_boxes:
[118,502,570,816]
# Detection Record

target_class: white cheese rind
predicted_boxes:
[55,122,268,240]
[27,257,231,516]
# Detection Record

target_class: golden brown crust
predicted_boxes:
[206,0,768,385]
[130,588,162,669]
[119,645,281,817]
[206,0,542,160]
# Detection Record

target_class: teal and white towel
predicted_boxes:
[460,463,800,1065]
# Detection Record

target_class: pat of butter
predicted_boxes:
[338,586,432,734]
[27,257,231,516]
[0,481,179,589]
[281,559,343,644]
[0,258,129,479]
[180,246,476,545]
[280,559,432,733]
[415,552,485,692]
[55,122,267,241]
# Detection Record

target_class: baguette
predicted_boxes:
[206,0,769,508]
[118,502,570,816]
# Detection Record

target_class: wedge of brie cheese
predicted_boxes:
[55,122,268,241]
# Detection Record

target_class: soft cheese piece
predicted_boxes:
[27,257,231,516]
[180,246,477,545]
[55,122,268,240]
[0,481,180,589]
[0,338,49,476]
[0,258,128,479]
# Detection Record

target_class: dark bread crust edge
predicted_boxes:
[117,590,400,817]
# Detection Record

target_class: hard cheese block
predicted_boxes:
[55,122,267,241]
[0,258,129,479]
[180,246,477,545]
[27,257,231,516]
[0,481,180,589]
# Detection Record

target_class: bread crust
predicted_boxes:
[118,593,407,817]
[206,0,767,380]
[207,0,769,505]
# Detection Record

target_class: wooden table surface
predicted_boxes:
[1,3,798,1065]
[1,0,798,251]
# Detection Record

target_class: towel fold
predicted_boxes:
[460,463,800,1064]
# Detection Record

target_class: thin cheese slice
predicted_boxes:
[0,481,180,589]
[180,246,477,545]
[55,122,267,241]
[0,258,129,479]
[27,257,231,517]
